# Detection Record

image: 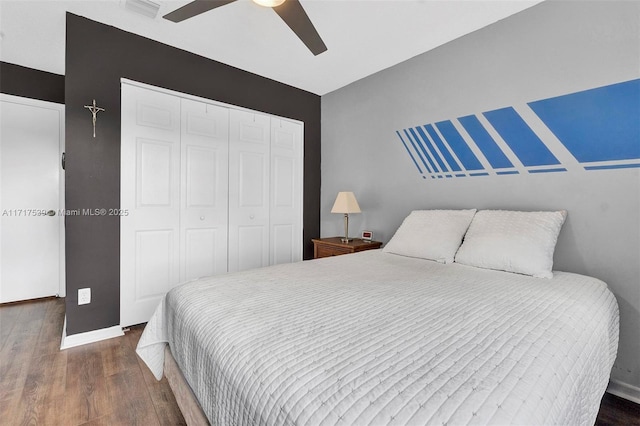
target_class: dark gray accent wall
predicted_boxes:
[65,14,321,335]
[322,1,640,392]
[0,61,64,104]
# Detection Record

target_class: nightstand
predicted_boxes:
[312,237,383,259]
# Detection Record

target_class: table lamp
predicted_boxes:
[331,191,361,243]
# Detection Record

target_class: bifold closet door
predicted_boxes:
[228,109,271,272]
[121,85,181,327]
[180,99,229,281]
[270,118,303,265]
[122,82,303,325]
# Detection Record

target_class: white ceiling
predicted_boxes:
[0,0,542,95]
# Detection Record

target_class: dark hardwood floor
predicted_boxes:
[0,297,639,425]
[0,297,184,425]
[597,392,640,426]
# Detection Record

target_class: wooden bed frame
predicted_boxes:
[163,346,209,426]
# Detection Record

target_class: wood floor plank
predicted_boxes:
[0,306,44,367]
[32,299,65,358]
[104,369,160,426]
[0,300,52,412]
[98,335,139,377]
[146,378,188,426]
[64,345,112,424]
[76,415,113,426]
[0,393,19,425]
[0,357,30,402]
[0,362,29,419]
[0,303,25,347]
[596,392,640,425]
[34,351,68,426]
[12,351,66,425]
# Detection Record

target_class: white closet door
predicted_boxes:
[180,99,229,281]
[228,109,270,272]
[121,84,181,327]
[270,118,303,265]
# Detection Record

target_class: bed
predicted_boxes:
[136,209,619,425]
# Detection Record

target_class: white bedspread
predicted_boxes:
[137,250,619,425]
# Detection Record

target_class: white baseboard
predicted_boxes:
[60,315,124,350]
[607,379,640,405]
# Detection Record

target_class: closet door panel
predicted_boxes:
[270,118,303,265]
[229,109,270,272]
[137,139,174,207]
[135,230,175,298]
[185,146,217,206]
[181,99,229,281]
[185,228,218,279]
[238,151,267,206]
[121,84,181,327]
[237,226,266,271]
[271,224,294,265]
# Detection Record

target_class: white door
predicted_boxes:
[228,109,271,272]
[270,118,303,265]
[121,84,181,327]
[0,95,65,303]
[180,99,229,281]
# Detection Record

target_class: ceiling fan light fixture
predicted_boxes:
[124,0,161,19]
[252,0,286,8]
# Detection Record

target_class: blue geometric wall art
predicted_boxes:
[395,78,640,179]
[529,79,640,170]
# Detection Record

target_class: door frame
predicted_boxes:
[0,94,66,300]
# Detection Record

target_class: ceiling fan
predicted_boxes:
[163,0,328,56]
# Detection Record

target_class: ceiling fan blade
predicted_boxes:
[273,0,327,56]
[163,0,237,23]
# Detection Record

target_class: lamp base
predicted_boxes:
[340,214,353,244]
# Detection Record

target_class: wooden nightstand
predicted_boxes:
[312,237,383,259]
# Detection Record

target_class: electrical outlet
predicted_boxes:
[78,288,91,305]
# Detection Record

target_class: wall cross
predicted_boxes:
[84,99,105,138]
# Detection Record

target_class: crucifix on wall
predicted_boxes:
[84,99,105,138]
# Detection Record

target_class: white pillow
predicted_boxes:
[383,209,477,263]
[454,210,567,278]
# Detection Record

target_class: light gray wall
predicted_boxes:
[321,1,640,392]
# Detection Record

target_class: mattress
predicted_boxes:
[137,250,619,425]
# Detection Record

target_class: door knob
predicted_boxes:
[46,210,56,216]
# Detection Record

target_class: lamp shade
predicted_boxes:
[331,192,361,214]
